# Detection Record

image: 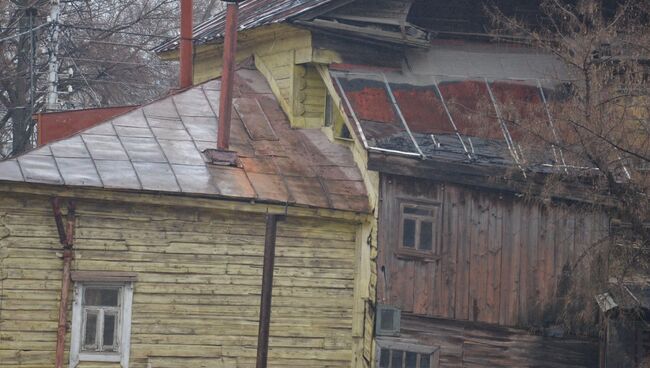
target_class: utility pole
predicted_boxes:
[11,4,33,154]
[46,0,61,111]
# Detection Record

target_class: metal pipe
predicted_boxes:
[256,214,284,368]
[179,0,193,89]
[54,199,76,368]
[217,1,240,150]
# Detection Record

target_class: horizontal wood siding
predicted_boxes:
[377,174,609,328]
[400,314,598,368]
[0,192,360,367]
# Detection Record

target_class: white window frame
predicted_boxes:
[70,281,133,368]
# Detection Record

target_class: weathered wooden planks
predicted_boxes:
[377,174,609,329]
[0,191,364,368]
[400,314,599,368]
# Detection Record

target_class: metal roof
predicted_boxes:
[331,45,578,173]
[155,0,342,53]
[0,67,369,213]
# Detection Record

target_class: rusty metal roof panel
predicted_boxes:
[0,67,369,213]
[154,0,341,53]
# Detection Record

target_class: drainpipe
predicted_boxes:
[217,0,242,150]
[256,214,285,368]
[179,0,193,89]
[53,198,76,368]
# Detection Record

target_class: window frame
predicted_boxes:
[396,199,442,260]
[69,274,134,368]
[375,337,439,368]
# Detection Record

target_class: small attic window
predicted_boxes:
[325,92,353,141]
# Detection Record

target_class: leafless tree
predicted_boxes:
[0,0,223,158]
[488,0,650,331]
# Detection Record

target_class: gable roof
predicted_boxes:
[155,0,343,53]
[0,67,369,213]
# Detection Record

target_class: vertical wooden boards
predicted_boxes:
[485,195,502,324]
[377,174,610,330]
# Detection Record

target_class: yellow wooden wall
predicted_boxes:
[0,187,367,367]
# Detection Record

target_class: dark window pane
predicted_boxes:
[404,206,433,216]
[103,313,117,350]
[85,288,119,306]
[402,218,416,248]
[325,94,333,127]
[419,221,433,251]
[83,311,98,350]
[406,352,418,368]
[379,348,390,368]
[380,309,395,330]
[420,354,431,368]
[391,350,404,367]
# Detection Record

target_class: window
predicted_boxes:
[70,272,135,368]
[376,338,439,368]
[398,201,441,258]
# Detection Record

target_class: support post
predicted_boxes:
[217,1,240,150]
[179,0,193,89]
[256,214,284,368]
[53,199,76,368]
[46,0,61,111]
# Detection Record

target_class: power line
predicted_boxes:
[60,24,173,39]
[61,56,167,66]
[0,22,49,43]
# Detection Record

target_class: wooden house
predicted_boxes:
[0,64,373,367]
[155,0,615,367]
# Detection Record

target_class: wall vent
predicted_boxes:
[376,304,401,336]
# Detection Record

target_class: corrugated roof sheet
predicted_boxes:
[155,0,341,53]
[0,67,369,213]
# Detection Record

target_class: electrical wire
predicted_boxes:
[60,24,173,39]
[0,22,50,43]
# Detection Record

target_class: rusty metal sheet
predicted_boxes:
[95,160,141,189]
[323,179,366,196]
[172,164,220,195]
[207,166,256,198]
[273,156,316,178]
[240,157,278,174]
[55,157,103,186]
[50,136,90,158]
[329,194,369,213]
[244,172,290,202]
[235,99,278,141]
[0,160,24,181]
[283,176,329,208]
[132,162,180,192]
[121,137,167,163]
[0,68,369,213]
[158,140,205,165]
[173,88,215,116]
[17,155,63,184]
[236,69,274,94]
[234,98,278,141]
[82,134,129,160]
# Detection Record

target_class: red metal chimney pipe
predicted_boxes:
[217,0,240,150]
[179,0,193,89]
